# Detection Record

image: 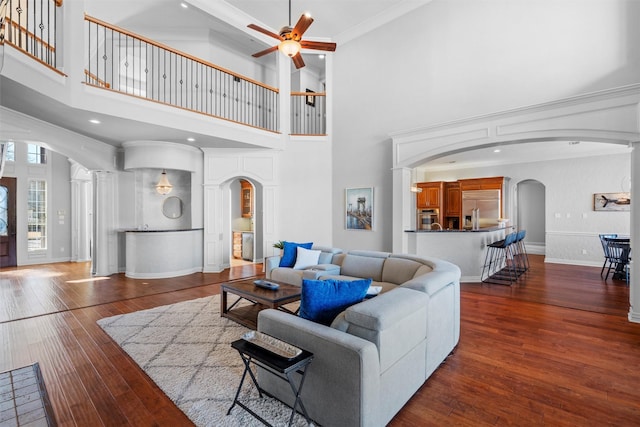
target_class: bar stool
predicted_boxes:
[482,232,518,285]
[513,229,529,274]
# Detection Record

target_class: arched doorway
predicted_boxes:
[228,177,264,268]
[516,179,545,255]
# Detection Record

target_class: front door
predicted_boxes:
[0,177,17,267]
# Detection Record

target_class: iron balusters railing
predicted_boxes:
[291,91,326,135]
[84,15,280,133]
[0,0,60,69]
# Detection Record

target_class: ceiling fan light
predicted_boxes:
[279,39,301,57]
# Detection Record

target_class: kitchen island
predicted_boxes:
[405,227,511,282]
[122,228,203,279]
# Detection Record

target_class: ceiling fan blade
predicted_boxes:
[252,45,279,58]
[247,23,283,41]
[292,52,305,69]
[300,40,337,52]
[291,14,314,40]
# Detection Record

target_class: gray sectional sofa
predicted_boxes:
[258,248,461,427]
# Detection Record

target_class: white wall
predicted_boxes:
[331,0,640,251]
[424,152,631,265]
[517,180,545,248]
[1,143,72,265]
[276,138,333,248]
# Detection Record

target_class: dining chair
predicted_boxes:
[599,233,618,278]
[604,238,631,284]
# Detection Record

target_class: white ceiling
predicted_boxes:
[2,0,630,167]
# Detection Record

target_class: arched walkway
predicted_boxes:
[390,84,640,322]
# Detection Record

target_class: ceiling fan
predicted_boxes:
[247,0,337,69]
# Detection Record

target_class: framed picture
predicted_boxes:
[345,187,373,230]
[593,192,630,211]
[305,88,315,107]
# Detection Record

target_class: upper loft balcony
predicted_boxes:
[0,0,332,155]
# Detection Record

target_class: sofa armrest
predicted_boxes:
[302,264,341,280]
[257,309,381,427]
[264,255,281,279]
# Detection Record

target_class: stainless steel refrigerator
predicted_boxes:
[462,190,501,228]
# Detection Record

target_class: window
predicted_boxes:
[27,180,47,251]
[4,142,15,162]
[27,144,46,164]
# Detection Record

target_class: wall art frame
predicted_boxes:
[593,192,630,211]
[345,187,373,230]
[305,88,316,107]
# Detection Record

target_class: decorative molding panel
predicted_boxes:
[390,84,640,167]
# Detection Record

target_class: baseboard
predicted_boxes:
[544,258,601,268]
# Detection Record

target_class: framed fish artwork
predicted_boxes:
[593,192,630,211]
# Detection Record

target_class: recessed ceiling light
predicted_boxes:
[89,119,100,124]
[493,149,501,153]
[319,54,325,60]
[187,137,195,142]
[180,2,188,8]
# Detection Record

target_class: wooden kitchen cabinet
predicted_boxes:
[417,182,443,209]
[459,177,504,192]
[241,180,253,218]
[444,182,461,216]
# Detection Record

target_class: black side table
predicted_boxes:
[228,339,314,426]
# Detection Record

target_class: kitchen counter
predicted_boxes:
[123,228,203,279]
[406,227,511,282]
[406,226,508,233]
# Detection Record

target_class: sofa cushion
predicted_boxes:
[311,246,343,264]
[294,247,322,269]
[279,241,313,267]
[381,258,422,285]
[340,254,386,282]
[300,278,372,326]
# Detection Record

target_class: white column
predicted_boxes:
[202,184,225,273]
[392,167,414,254]
[70,178,91,262]
[629,142,640,322]
[278,54,291,140]
[92,171,117,276]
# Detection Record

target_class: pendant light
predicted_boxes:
[156,169,173,195]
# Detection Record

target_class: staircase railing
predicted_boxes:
[84,15,280,133]
[291,91,326,135]
[0,0,61,71]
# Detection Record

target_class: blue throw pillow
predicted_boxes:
[279,241,313,267]
[299,278,372,326]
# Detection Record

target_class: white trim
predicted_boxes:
[544,258,601,268]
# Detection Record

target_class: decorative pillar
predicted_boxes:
[629,142,640,322]
[92,171,117,276]
[392,167,414,254]
[70,178,92,262]
[202,183,225,273]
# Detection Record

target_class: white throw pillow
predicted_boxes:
[293,247,322,270]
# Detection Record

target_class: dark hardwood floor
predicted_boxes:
[1,255,639,426]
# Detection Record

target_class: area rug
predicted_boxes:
[97,295,309,427]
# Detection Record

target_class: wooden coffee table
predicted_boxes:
[221,279,301,329]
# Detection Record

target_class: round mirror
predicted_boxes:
[162,196,183,219]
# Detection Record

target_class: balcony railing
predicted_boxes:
[291,91,326,135]
[84,15,280,133]
[0,0,61,71]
